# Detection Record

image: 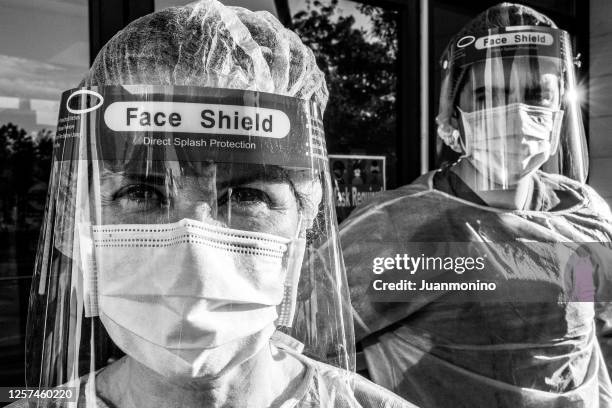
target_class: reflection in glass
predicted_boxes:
[291,0,399,189]
[0,0,89,387]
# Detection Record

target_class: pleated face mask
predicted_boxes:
[78,218,305,377]
[459,103,564,186]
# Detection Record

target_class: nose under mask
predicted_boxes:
[459,103,564,187]
[78,218,306,378]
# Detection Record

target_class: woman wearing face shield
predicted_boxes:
[339,3,612,407]
[9,1,414,407]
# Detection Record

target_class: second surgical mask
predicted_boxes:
[459,103,564,186]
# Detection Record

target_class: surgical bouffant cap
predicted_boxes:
[437,2,557,152]
[81,0,328,110]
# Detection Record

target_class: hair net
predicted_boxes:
[81,1,328,110]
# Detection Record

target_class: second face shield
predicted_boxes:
[442,26,587,190]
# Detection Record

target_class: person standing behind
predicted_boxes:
[340,3,612,407]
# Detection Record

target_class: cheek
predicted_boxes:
[100,202,162,225]
[293,180,322,233]
[100,202,128,225]
[98,183,121,225]
[553,91,561,108]
[458,89,474,113]
[269,194,300,237]
[266,208,299,238]
[229,206,298,238]
[221,195,301,238]
[267,183,306,236]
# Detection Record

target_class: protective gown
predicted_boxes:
[7,348,413,408]
[340,169,612,407]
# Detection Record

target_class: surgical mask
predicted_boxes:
[459,103,564,187]
[78,218,305,378]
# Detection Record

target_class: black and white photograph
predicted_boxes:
[0,0,611,407]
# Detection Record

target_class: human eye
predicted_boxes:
[473,87,486,107]
[523,86,549,107]
[220,187,272,209]
[113,184,169,213]
[472,87,507,108]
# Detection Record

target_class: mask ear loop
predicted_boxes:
[455,107,469,157]
[226,187,233,228]
[549,70,567,156]
[272,212,307,353]
[276,213,306,328]
[295,212,304,240]
[448,65,473,157]
[550,109,565,155]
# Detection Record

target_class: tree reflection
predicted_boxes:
[292,0,398,187]
[0,122,54,386]
[0,123,52,231]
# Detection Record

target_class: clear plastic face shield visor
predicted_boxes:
[441,26,587,190]
[27,86,354,393]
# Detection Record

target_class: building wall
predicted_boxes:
[590,0,612,209]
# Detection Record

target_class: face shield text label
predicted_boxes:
[104,102,290,139]
[475,32,554,50]
[55,87,328,168]
[453,27,565,71]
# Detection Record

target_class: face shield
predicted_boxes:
[439,26,587,190]
[26,85,354,394]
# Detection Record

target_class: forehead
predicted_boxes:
[466,56,562,86]
[100,160,316,185]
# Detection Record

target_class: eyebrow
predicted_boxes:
[122,173,168,185]
[473,85,509,94]
[218,166,304,209]
[473,82,550,97]
[217,166,292,189]
[120,164,306,209]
